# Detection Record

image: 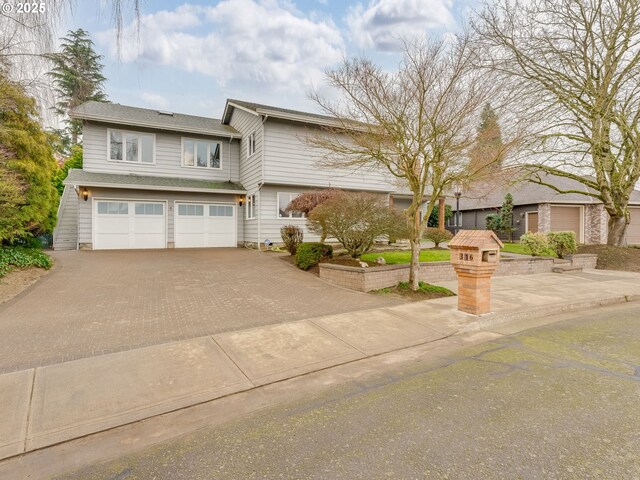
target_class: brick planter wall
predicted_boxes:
[319,254,597,292]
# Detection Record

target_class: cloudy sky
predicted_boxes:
[65,0,478,119]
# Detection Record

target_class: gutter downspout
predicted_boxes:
[258,114,269,250]
[228,136,233,182]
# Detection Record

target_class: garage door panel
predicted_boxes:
[550,206,581,241]
[175,203,236,248]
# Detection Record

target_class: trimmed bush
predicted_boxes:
[0,247,52,277]
[520,232,550,256]
[280,225,303,255]
[423,227,453,248]
[308,191,405,258]
[295,242,333,271]
[547,231,577,259]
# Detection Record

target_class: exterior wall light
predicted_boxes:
[82,188,89,201]
[238,195,245,207]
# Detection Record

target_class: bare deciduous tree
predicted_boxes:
[307,34,497,290]
[474,0,640,246]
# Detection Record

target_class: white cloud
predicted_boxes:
[97,0,344,95]
[347,0,456,51]
[140,92,170,109]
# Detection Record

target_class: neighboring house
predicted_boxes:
[54,99,423,251]
[451,173,640,245]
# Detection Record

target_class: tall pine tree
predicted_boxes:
[48,29,108,148]
[468,103,504,175]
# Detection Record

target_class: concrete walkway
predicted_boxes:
[1,269,639,461]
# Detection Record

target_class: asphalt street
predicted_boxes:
[55,302,640,479]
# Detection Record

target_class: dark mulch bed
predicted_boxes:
[577,244,640,272]
[373,281,456,302]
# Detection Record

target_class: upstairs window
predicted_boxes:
[182,139,221,169]
[248,131,256,157]
[109,130,155,164]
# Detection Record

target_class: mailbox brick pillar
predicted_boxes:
[449,230,504,316]
[454,268,494,315]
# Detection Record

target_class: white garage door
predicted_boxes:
[94,200,166,250]
[174,203,236,248]
[628,207,640,245]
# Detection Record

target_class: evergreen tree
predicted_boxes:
[48,29,108,148]
[0,73,59,242]
[427,205,453,228]
[485,193,515,242]
[498,193,515,242]
[468,103,504,174]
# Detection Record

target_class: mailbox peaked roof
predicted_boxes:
[449,230,504,249]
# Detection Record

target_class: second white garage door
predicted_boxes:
[174,203,236,248]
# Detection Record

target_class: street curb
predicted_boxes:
[459,294,639,333]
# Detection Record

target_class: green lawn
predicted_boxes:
[362,243,556,265]
[361,249,451,264]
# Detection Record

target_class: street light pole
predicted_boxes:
[454,184,462,235]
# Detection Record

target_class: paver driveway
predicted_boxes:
[0,249,400,373]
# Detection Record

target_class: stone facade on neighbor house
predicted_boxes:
[454,175,640,245]
[54,99,427,252]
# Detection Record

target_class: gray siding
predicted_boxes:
[263,119,394,191]
[228,109,263,192]
[82,122,240,182]
[458,204,539,241]
[257,186,320,244]
[78,188,243,248]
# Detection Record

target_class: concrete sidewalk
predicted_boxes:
[1,269,639,461]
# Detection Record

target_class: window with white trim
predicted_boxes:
[134,203,164,215]
[97,201,128,215]
[182,139,221,169]
[278,193,304,219]
[109,130,154,164]
[177,204,204,216]
[246,194,257,219]
[247,131,256,157]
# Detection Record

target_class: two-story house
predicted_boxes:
[54,99,419,251]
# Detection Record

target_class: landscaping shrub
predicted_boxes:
[520,232,550,256]
[308,191,405,258]
[547,231,577,259]
[0,247,53,277]
[280,225,303,255]
[295,242,333,270]
[423,227,453,248]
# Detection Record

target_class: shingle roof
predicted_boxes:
[457,172,640,210]
[222,99,343,126]
[71,101,240,138]
[64,169,245,194]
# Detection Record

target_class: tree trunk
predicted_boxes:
[607,215,628,246]
[408,204,422,290]
[409,237,421,290]
[438,197,445,230]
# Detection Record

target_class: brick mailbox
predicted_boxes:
[449,230,504,315]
